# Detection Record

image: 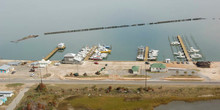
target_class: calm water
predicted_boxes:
[1,0,220,61]
[154,100,220,110]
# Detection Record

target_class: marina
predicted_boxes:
[61,44,112,64]
[44,43,66,60]
[136,46,159,61]
[169,35,205,62]
[177,35,191,61]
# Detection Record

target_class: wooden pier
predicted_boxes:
[44,47,65,60]
[177,35,191,61]
[144,46,149,61]
[84,46,98,61]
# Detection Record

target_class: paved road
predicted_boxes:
[1,79,220,85]
[6,88,29,110]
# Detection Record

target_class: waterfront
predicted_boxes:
[155,100,220,110]
[1,0,220,61]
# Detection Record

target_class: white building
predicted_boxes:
[150,63,167,72]
[165,59,171,63]
[0,65,14,74]
[38,59,51,68]
[0,91,14,97]
[0,100,3,105]
[62,53,76,64]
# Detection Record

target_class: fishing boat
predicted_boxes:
[177,55,185,59]
[98,44,112,53]
[188,47,200,53]
[148,49,159,61]
[136,46,145,61]
[171,41,180,45]
[190,53,202,59]
[173,51,184,56]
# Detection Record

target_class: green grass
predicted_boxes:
[123,75,151,78]
[6,83,24,88]
[168,75,201,78]
[16,84,220,110]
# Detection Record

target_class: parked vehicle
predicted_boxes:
[30,73,35,77]
[11,71,16,74]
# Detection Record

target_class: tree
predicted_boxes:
[184,71,188,76]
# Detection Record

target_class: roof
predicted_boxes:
[150,63,166,69]
[0,65,11,70]
[132,66,139,72]
[64,53,76,57]
[0,91,13,94]
[8,62,21,65]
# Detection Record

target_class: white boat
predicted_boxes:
[173,51,184,56]
[177,55,185,59]
[98,44,111,53]
[171,41,180,45]
[136,46,145,61]
[188,47,200,53]
[101,53,108,59]
[57,43,65,49]
[148,49,159,61]
[190,53,202,59]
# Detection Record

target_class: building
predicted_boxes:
[0,97,7,103]
[165,59,171,63]
[0,65,13,73]
[38,59,51,68]
[62,53,76,64]
[0,100,3,105]
[131,66,139,74]
[0,91,14,97]
[8,62,21,66]
[150,63,167,72]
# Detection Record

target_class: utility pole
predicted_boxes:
[40,68,42,84]
[145,63,147,88]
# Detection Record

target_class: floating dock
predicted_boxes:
[44,46,66,60]
[144,46,149,61]
[177,35,191,61]
[84,46,98,61]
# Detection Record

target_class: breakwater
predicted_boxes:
[11,35,39,43]
[44,18,206,35]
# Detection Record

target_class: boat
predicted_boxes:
[136,46,145,61]
[57,43,66,50]
[190,53,202,59]
[171,41,180,45]
[177,55,185,59]
[101,53,108,59]
[148,49,159,61]
[188,47,200,53]
[90,55,103,61]
[98,44,112,53]
[173,51,184,56]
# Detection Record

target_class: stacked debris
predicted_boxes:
[196,61,211,68]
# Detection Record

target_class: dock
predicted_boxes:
[177,35,191,61]
[144,46,149,61]
[44,46,66,60]
[84,46,98,61]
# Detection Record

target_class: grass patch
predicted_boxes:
[16,84,220,110]
[168,75,201,78]
[43,73,51,78]
[6,83,24,88]
[124,75,151,78]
